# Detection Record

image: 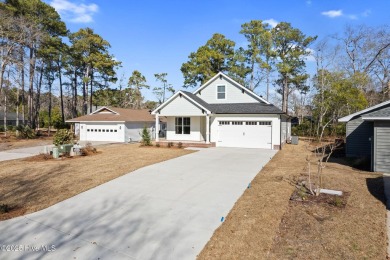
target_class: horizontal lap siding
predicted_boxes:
[374,121,390,172]
[346,117,373,157]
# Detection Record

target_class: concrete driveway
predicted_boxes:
[0,147,277,260]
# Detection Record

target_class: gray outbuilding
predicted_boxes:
[339,100,390,173]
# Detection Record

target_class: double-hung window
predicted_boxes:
[175,117,191,134]
[217,85,226,99]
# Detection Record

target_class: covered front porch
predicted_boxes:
[155,114,211,144]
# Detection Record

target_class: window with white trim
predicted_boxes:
[219,121,230,125]
[246,121,257,125]
[175,117,191,134]
[232,121,243,125]
[217,85,226,99]
[258,121,271,125]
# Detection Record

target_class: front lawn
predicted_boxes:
[0,143,193,221]
[198,141,386,259]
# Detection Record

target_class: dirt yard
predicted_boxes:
[198,141,386,259]
[0,144,193,221]
[0,135,53,151]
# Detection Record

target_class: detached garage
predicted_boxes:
[67,107,159,143]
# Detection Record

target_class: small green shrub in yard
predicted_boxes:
[53,129,73,146]
[155,143,160,147]
[167,142,173,148]
[332,196,344,208]
[0,204,11,213]
[140,126,152,146]
[16,125,35,139]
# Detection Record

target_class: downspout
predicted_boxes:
[279,114,282,150]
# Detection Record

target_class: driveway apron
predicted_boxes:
[0,147,277,260]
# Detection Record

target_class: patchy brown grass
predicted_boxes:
[0,143,193,221]
[198,141,386,260]
[0,135,53,151]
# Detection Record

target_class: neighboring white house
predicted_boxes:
[152,72,290,149]
[67,107,160,143]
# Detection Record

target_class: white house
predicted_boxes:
[152,72,290,149]
[67,107,160,143]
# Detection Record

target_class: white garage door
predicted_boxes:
[85,124,123,142]
[217,121,272,149]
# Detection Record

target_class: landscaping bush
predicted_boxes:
[80,143,97,156]
[0,204,11,213]
[155,143,160,147]
[16,125,36,139]
[140,126,152,146]
[0,125,4,132]
[167,142,173,148]
[53,129,73,146]
[178,142,183,148]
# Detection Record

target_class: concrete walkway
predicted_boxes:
[0,147,277,260]
[0,146,51,162]
[0,141,115,162]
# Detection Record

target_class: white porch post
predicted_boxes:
[206,114,210,144]
[155,114,159,142]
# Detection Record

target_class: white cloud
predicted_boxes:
[305,48,316,62]
[264,18,279,28]
[321,9,343,18]
[306,0,312,5]
[50,0,98,23]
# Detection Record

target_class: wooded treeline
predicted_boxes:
[180,20,389,136]
[0,0,121,132]
[1,1,389,138]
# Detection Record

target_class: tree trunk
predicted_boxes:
[266,68,270,101]
[282,76,289,114]
[73,70,78,118]
[3,91,7,137]
[20,51,25,125]
[58,61,65,123]
[48,74,52,136]
[89,71,93,113]
[34,68,43,131]
[28,47,36,128]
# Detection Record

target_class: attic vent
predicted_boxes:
[219,74,222,80]
[199,91,201,95]
[202,109,205,114]
[179,93,182,98]
[242,89,245,94]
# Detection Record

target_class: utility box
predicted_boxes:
[58,144,73,155]
[291,136,299,145]
[52,147,59,159]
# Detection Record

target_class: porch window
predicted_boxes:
[217,85,226,99]
[175,117,191,134]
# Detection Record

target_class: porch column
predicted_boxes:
[206,114,210,144]
[155,114,159,142]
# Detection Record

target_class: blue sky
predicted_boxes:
[46,0,390,101]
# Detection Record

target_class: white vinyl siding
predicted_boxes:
[158,94,205,116]
[196,77,261,104]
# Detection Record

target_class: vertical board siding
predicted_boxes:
[346,117,373,157]
[374,121,390,172]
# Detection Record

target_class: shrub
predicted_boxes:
[167,142,173,148]
[178,142,183,148]
[0,125,4,132]
[16,125,35,139]
[155,143,160,147]
[0,204,11,213]
[80,143,97,156]
[53,129,73,146]
[140,126,152,146]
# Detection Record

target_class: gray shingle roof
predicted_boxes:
[181,90,283,114]
[208,103,283,114]
[181,91,213,111]
[363,105,390,118]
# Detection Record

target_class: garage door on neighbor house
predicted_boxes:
[217,120,272,149]
[84,124,124,142]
